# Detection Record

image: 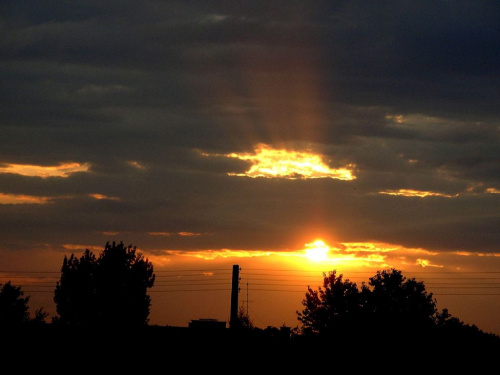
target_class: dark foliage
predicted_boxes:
[297,270,362,336]
[0,281,30,327]
[53,241,155,328]
[297,268,500,345]
[0,281,48,329]
[360,268,438,334]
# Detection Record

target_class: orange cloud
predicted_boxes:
[485,188,500,194]
[0,162,90,178]
[149,232,203,237]
[379,189,458,198]
[88,194,120,201]
[0,193,51,205]
[62,244,104,252]
[127,161,145,170]
[416,258,444,268]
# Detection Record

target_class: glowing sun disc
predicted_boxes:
[304,240,330,262]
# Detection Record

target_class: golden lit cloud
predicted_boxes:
[204,143,356,180]
[0,162,90,178]
[486,188,500,194]
[142,241,498,278]
[179,232,202,236]
[416,258,443,268]
[88,194,120,201]
[0,193,51,205]
[127,160,145,169]
[153,241,405,268]
[386,114,405,123]
[477,253,500,257]
[62,244,104,252]
[455,251,472,256]
[149,231,203,237]
[379,189,458,198]
[177,249,273,260]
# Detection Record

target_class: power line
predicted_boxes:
[4,266,500,298]
[153,268,231,274]
[239,269,500,274]
[150,289,231,292]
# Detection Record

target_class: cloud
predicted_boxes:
[0,162,90,178]
[378,189,459,198]
[88,194,120,201]
[204,143,356,180]
[0,193,51,205]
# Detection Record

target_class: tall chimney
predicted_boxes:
[230,264,240,329]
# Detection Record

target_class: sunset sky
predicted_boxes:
[1,1,499,335]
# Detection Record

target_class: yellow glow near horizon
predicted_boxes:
[0,162,90,178]
[143,242,491,272]
[379,189,458,198]
[150,240,444,270]
[0,193,51,205]
[206,143,356,180]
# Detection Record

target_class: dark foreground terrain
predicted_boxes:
[3,323,499,370]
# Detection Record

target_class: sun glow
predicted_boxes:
[145,240,451,271]
[304,240,330,262]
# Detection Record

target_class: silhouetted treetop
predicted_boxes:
[297,270,361,336]
[361,268,438,329]
[0,281,30,327]
[54,241,155,328]
[0,281,47,328]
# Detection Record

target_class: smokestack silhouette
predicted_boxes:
[230,264,240,329]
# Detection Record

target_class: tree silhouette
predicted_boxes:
[236,305,254,329]
[297,270,361,336]
[0,281,47,328]
[0,281,30,327]
[53,241,155,329]
[361,268,438,332]
[297,268,442,337]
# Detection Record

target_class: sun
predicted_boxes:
[304,240,330,262]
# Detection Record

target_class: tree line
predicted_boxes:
[1,240,499,346]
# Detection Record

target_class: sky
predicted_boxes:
[1,1,499,335]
